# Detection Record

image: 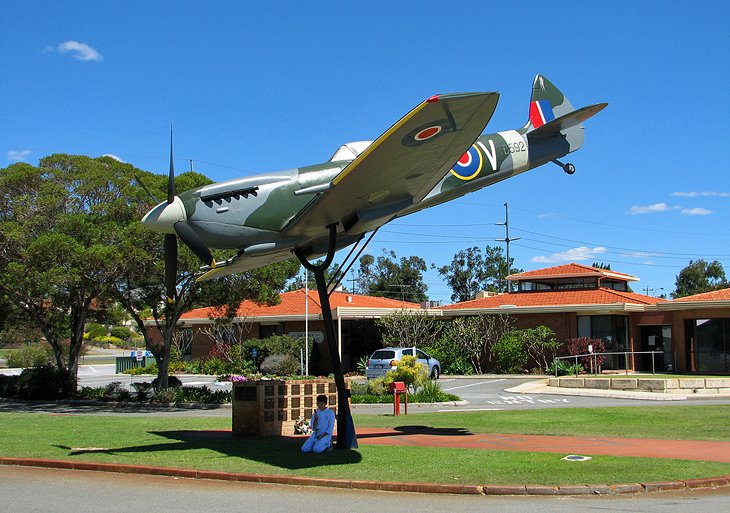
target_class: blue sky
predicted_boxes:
[2,1,729,303]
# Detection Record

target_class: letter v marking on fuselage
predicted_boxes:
[477,139,497,172]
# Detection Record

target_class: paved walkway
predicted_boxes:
[351,426,730,463]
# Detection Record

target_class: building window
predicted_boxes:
[686,318,730,373]
[576,315,629,369]
[519,278,598,292]
[601,279,628,291]
[260,324,283,339]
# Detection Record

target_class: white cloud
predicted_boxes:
[7,149,32,161]
[672,191,730,198]
[628,202,679,215]
[54,41,103,61]
[531,246,607,264]
[102,154,126,163]
[681,207,712,216]
[621,251,661,259]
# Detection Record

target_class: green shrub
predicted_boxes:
[351,380,461,404]
[110,326,133,340]
[184,360,206,374]
[492,332,528,373]
[17,364,74,400]
[0,374,20,397]
[383,355,428,391]
[356,355,369,374]
[77,386,108,400]
[131,382,153,401]
[422,340,473,375]
[152,388,176,403]
[350,393,393,404]
[102,381,132,401]
[6,344,52,368]
[350,381,369,396]
[126,363,158,375]
[260,353,301,376]
[202,357,228,376]
[85,323,107,339]
[367,377,387,396]
[546,359,584,376]
[172,386,230,404]
[410,379,460,403]
[93,335,126,347]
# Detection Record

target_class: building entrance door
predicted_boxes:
[639,326,673,372]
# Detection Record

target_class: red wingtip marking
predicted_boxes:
[426,95,439,103]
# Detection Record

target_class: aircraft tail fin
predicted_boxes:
[522,75,607,152]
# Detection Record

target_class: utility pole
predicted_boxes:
[495,202,520,293]
[348,269,358,294]
[643,287,664,297]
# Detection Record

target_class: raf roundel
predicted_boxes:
[401,118,451,147]
[450,144,483,180]
[414,125,442,141]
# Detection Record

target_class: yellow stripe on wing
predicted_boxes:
[331,98,431,186]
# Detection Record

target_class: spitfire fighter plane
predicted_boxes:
[142,75,606,280]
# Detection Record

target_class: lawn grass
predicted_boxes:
[354,404,730,441]
[2,406,730,486]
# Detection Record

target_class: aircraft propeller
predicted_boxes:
[163,135,178,302]
[145,132,216,303]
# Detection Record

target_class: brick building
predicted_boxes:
[156,263,729,375]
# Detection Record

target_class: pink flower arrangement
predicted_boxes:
[230,375,248,383]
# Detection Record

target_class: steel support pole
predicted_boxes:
[294,225,358,450]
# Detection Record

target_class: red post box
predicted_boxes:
[388,381,408,416]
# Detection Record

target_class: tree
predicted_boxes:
[436,245,522,302]
[440,314,514,373]
[375,309,443,348]
[105,174,300,389]
[673,259,728,298]
[358,250,429,303]
[286,261,346,292]
[0,154,301,392]
[520,325,561,372]
[0,155,149,388]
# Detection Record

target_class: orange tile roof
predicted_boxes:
[508,263,638,282]
[671,287,730,302]
[442,288,661,310]
[180,289,421,320]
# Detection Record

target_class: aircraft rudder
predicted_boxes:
[524,74,577,131]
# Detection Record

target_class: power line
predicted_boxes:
[512,227,730,259]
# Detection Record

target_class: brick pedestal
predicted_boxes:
[232,379,345,437]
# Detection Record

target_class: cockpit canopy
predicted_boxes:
[329,141,373,162]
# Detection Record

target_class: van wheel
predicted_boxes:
[430,366,440,380]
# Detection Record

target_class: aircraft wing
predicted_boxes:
[283,92,500,238]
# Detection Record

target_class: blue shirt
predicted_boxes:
[312,407,335,437]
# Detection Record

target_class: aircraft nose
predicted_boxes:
[141,196,186,234]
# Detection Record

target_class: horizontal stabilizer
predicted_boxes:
[528,103,608,138]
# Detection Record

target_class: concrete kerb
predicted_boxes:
[1,457,728,496]
[506,376,730,400]
[505,378,730,400]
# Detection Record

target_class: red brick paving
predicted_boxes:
[352,427,730,463]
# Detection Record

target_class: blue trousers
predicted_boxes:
[301,433,332,453]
